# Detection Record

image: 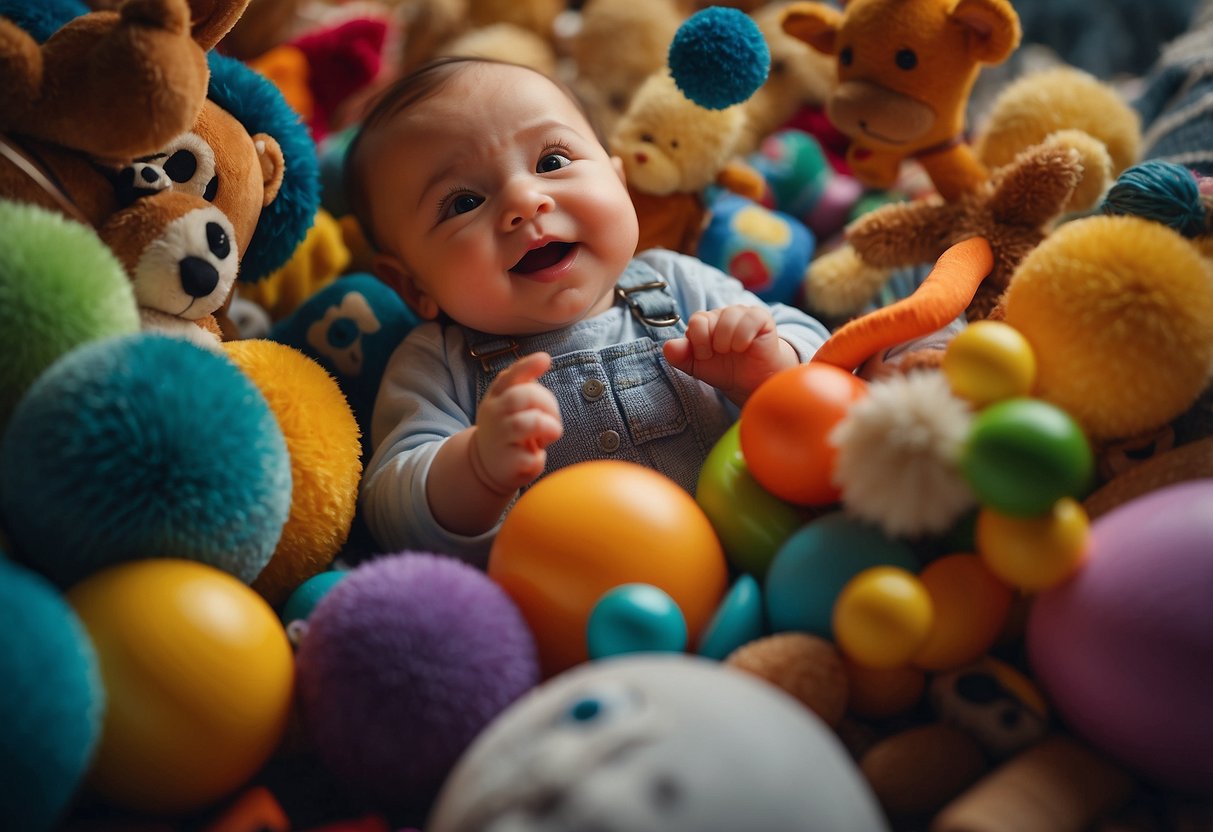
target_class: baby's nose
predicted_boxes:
[501,183,555,229]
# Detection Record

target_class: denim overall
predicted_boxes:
[464,259,734,495]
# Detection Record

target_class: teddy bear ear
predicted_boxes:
[189,0,254,51]
[951,0,1022,65]
[252,132,285,208]
[780,2,844,57]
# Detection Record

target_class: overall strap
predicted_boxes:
[613,257,684,340]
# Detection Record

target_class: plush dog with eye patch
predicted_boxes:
[781,0,1021,201]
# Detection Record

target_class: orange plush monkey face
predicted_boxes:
[782,0,1020,198]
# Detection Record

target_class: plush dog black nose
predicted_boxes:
[206,221,231,260]
[179,256,219,298]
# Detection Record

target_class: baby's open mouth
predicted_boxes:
[510,241,574,274]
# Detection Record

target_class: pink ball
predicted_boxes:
[1027,480,1213,793]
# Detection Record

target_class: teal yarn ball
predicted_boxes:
[0,557,105,831]
[0,200,139,428]
[1101,160,1206,237]
[668,6,770,110]
[0,333,292,587]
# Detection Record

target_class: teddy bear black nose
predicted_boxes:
[206,221,231,260]
[179,256,220,298]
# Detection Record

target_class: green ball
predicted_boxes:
[0,201,139,428]
[696,422,808,579]
[961,398,1094,516]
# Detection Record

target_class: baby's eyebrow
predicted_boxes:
[417,162,460,210]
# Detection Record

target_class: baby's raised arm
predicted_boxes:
[427,352,562,536]
[663,306,801,406]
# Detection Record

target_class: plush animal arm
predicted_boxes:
[0,0,210,160]
[801,133,1099,320]
[782,0,1020,200]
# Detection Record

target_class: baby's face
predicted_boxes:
[365,64,640,335]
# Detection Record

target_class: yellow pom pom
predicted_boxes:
[1004,216,1213,440]
[225,340,362,606]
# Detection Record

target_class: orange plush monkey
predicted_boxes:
[781,0,1020,200]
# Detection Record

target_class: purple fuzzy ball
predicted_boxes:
[296,553,539,810]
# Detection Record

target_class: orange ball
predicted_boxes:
[488,461,728,677]
[913,554,1014,671]
[740,362,867,505]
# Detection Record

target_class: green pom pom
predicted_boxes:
[0,200,139,427]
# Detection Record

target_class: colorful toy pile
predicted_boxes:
[1,0,1212,830]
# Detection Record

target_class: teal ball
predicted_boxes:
[765,513,919,639]
[0,200,139,429]
[0,333,292,587]
[588,583,688,659]
[282,568,348,626]
[0,557,104,831]
[697,574,765,661]
[961,398,1094,516]
[668,6,770,110]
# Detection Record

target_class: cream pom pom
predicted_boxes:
[830,371,975,537]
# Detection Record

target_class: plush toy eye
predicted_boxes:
[669,139,679,150]
[640,133,656,144]
[839,46,853,67]
[770,59,787,76]
[895,48,918,70]
[560,684,640,728]
[164,149,197,183]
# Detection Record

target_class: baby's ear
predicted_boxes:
[611,155,627,186]
[373,254,439,320]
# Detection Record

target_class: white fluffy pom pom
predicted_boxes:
[830,370,976,537]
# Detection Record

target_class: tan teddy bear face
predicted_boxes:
[609,72,745,196]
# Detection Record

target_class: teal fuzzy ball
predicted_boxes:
[0,556,105,831]
[0,200,139,429]
[0,333,292,587]
[668,6,770,110]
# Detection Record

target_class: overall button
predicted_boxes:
[582,378,606,401]
[597,430,621,453]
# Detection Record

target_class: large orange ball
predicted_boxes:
[488,461,729,677]
[740,362,868,505]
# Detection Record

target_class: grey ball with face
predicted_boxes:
[428,654,890,832]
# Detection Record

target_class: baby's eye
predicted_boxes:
[441,192,484,220]
[537,153,572,173]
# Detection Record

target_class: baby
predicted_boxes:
[346,57,829,563]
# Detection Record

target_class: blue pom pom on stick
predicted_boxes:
[668,6,771,110]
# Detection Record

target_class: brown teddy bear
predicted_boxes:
[0,0,250,226]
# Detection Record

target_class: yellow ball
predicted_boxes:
[942,321,1036,406]
[913,553,1013,671]
[225,340,363,607]
[68,559,294,815]
[832,566,934,669]
[977,497,1090,591]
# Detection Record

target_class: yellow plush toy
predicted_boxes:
[782,0,1021,200]
[566,0,684,137]
[610,70,763,255]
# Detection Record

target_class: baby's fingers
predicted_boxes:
[488,351,552,397]
[713,306,773,353]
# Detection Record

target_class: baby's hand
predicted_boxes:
[470,352,563,495]
[663,306,799,404]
